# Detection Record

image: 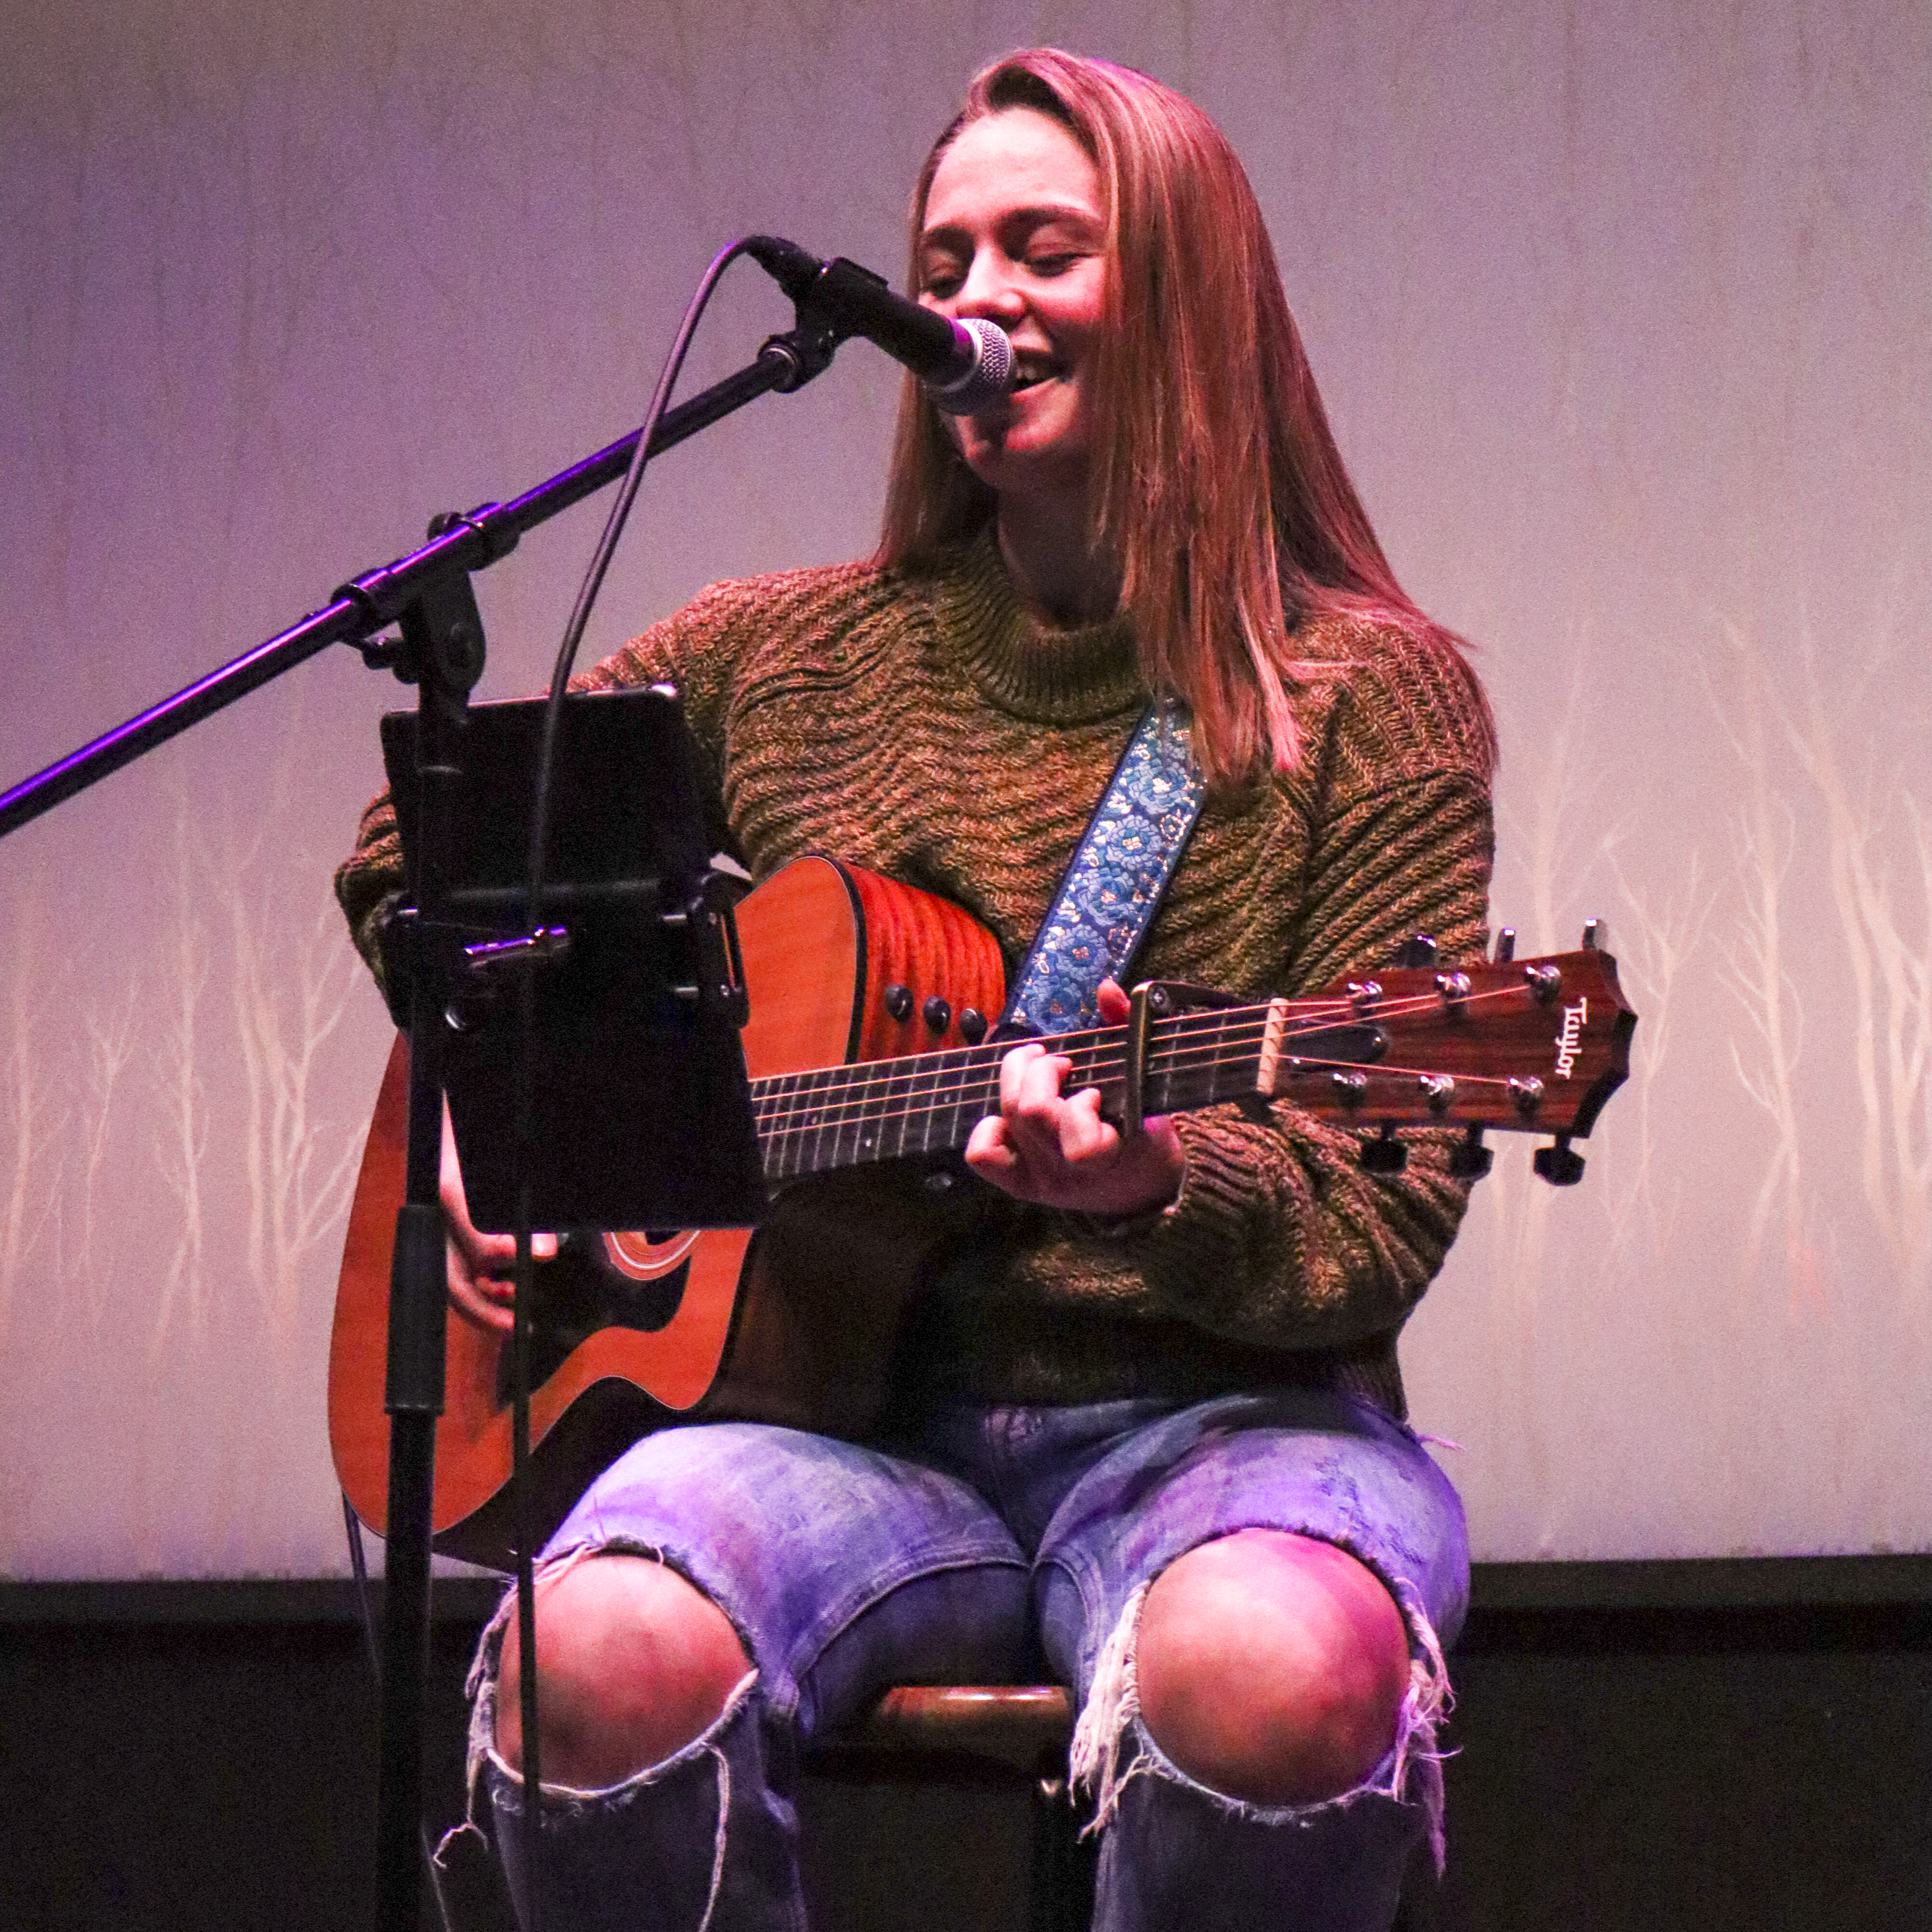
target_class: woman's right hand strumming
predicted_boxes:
[440,1099,556,1334]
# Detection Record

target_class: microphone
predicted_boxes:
[745,236,1013,414]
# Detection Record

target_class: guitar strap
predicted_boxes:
[999,703,1208,1037]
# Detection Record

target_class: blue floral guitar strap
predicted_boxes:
[999,704,1208,1037]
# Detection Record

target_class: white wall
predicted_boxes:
[2,0,1927,1575]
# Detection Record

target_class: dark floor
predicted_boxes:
[1438,1600,1932,1929]
[2,1561,1929,1932]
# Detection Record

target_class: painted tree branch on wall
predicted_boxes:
[1708,616,1818,1310]
[1789,620,1932,1292]
[1605,841,1715,1268]
[0,895,71,1351]
[151,803,212,1355]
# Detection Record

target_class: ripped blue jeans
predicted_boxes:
[464,1388,1468,1932]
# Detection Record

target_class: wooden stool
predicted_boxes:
[809,1685,1094,1932]
[813,1684,1441,1932]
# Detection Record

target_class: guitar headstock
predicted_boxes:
[1256,927,1636,1179]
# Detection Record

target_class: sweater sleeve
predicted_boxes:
[1118,664,1496,1355]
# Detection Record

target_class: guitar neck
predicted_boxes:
[749,946,1636,1183]
[752,1005,1271,1183]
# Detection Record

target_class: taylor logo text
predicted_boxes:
[1554,998,1589,1079]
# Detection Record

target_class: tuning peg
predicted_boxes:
[1448,1124,1493,1179]
[1533,1134,1586,1186]
[1582,918,1603,952]
[1397,933,1437,968]
[1360,1124,1408,1174]
[1493,927,1516,964]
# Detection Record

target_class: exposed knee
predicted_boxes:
[494,1552,751,1790]
[1135,1530,1410,1807]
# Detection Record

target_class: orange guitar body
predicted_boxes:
[331,854,1639,1570]
[327,857,1007,1569]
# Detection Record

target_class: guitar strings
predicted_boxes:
[750,980,1539,1135]
[750,979,1565,1170]
[753,980,1534,1122]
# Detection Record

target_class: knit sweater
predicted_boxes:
[335,532,1494,1419]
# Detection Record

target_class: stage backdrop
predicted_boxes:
[2,0,1927,1577]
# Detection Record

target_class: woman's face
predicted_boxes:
[918,108,1109,510]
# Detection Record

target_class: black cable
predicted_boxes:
[525,236,763,904]
[506,236,764,1928]
[344,1491,383,1681]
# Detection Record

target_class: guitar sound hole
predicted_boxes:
[496,1238,692,1406]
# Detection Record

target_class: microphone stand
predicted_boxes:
[0,298,843,1932]
[0,320,837,842]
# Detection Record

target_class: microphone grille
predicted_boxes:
[928,319,1013,416]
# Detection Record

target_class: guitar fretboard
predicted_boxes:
[742,958,1616,1181]
[749,1005,1282,1181]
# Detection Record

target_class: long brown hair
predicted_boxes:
[878,49,1491,789]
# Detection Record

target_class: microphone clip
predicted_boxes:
[742,234,1012,414]
[756,317,840,395]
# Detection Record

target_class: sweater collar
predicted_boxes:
[930,527,1145,724]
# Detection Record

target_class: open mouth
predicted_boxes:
[1008,356,1064,394]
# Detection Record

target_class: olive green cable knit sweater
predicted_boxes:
[335,532,1494,1420]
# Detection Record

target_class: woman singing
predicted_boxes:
[338,45,1495,1932]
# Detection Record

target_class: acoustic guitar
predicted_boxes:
[328,855,1635,1567]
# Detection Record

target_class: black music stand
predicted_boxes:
[379,687,765,1233]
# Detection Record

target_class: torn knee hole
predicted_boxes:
[1071,1562,1452,1860]
[1069,1582,1150,1832]
[472,1544,753,1795]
